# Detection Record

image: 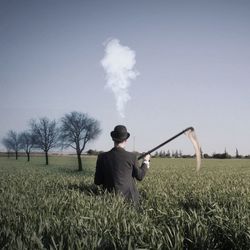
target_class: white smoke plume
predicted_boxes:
[101,39,139,118]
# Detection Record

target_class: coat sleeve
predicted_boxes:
[132,155,148,181]
[94,154,104,185]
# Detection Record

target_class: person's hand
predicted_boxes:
[143,154,151,168]
[143,154,151,162]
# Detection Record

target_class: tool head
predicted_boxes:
[186,127,194,132]
[185,128,201,171]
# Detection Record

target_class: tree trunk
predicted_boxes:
[45,151,49,165]
[27,152,30,162]
[15,151,18,160]
[7,151,10,158]
[77,153,83,171]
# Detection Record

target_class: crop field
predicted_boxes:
[0,156,250,249]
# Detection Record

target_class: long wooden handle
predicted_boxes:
[137,127,194,160]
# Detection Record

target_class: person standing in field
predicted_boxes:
[94,125,150,205]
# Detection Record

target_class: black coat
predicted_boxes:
[94,147,148,204]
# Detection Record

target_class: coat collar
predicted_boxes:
[111,146,126,152]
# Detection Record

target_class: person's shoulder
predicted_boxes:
[97,151,108,160]
[125,150,137,160]
[97,149,115,158]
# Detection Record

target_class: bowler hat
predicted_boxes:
[110,125,130,142]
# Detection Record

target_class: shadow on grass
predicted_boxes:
[179,197,202,211]
[36,163,95,178]
[67,183,102,196]
[56,167,94,177]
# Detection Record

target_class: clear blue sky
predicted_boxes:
[1,0,250,155]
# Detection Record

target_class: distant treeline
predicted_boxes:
[2,149,249,160]
[86,149,250,159]
[0,151,72,158]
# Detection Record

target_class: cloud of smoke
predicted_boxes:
[101,39,139,118]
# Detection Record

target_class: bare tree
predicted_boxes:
[60,112,101,171]
[19,131,35,162]
[2,137,11,158]
[30,117,59,165]
[2,130,21,159]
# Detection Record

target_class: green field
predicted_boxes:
[0,156,250,249]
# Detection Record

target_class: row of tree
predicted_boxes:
[153,150,187,158]
[1,112,101,171]
[204,148,250,159]
[151,148,250,159]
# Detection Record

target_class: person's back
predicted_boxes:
[94,125,150,205]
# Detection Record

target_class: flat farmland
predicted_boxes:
[0,156,249,249]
